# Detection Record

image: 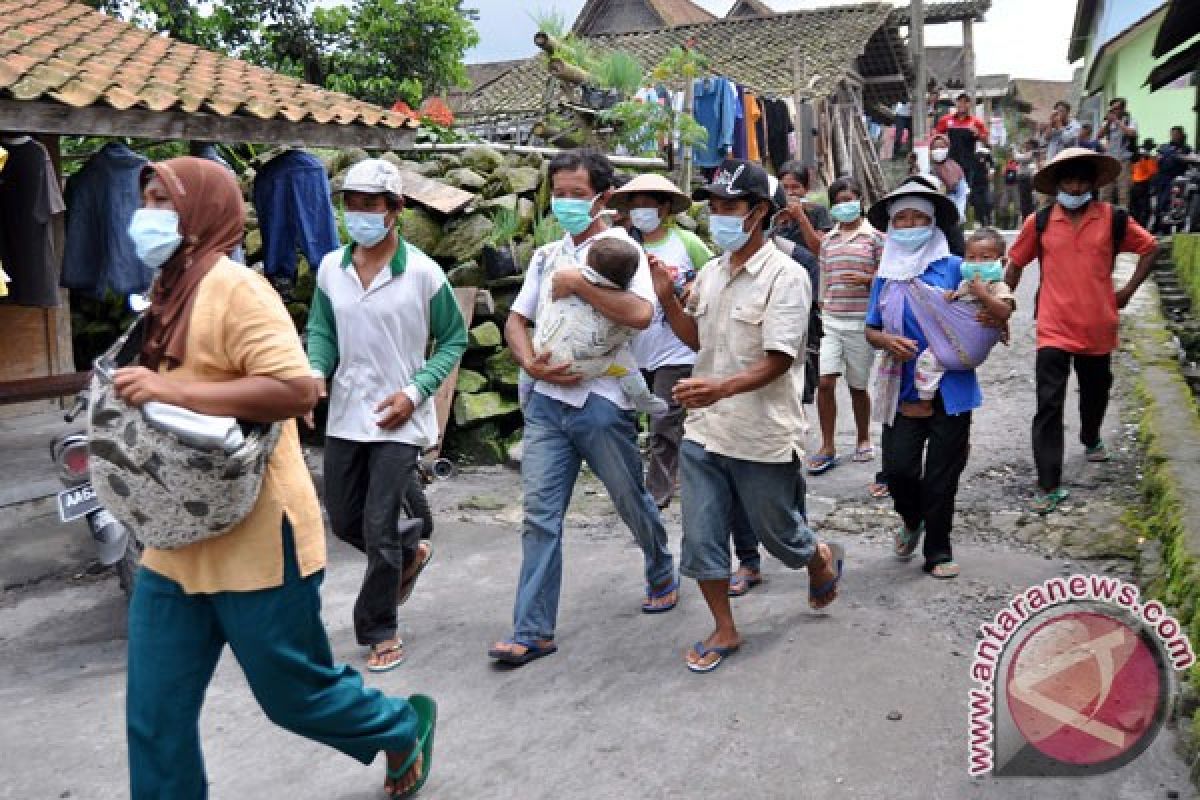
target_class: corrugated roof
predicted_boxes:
[0,0,417,130]
[461,3,902,117]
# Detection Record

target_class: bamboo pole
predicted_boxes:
[400,142,668,169]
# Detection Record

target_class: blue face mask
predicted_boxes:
[344,211,391,247]
[961,260,1005,282]
[128,208,182,269]
[551,196,598,236]
[830,200,862,224]
[1057,190,1092,210]
[889,225,934,250]
[710,213,752,253]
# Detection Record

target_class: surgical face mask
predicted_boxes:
[830,200,862,224]
[629,207,662,233]
[128,208,182,269]
[1057,190,1092,210]
[551,196,598,236]
[344,211,391,247]
[710,213,752,253]
[961,260,1004,282]
[889,225,935,250]
[931,148,949,163]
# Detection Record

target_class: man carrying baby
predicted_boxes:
[488,149,678,667]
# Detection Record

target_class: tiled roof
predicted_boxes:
[0,0,417,129]
[888,0,991,27]
[647,0,718,26]
[461,3,903,117]
[726,0,776,18]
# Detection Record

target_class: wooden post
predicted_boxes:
[963,18,977,109]
[680,77,696,190]
[910,0,927,142]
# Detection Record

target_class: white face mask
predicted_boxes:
[629,207,662,233]
[931,148,949,163]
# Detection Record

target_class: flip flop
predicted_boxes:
[487,639,557,666]
[1029,488,1070,515]
[642,579,679,614]
[852,445,874,462]
[686,640,739,673]
[388,694,437,798]
[928,561,961,579]
[808,542,844,610]
[893,521,924,560]
[397,542,434,606]
[727,571,763,597]
[869,482,890,499]
[1086,441,1111,462]
[367,641,406,673]
[806,453,839,475]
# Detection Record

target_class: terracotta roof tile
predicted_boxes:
[0,0,418,130]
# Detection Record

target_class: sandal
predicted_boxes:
[806,453,839,475]
[642,579,679,613]
[808,542,844,610]
[928,561,961,579]
[685,640,740,673]
[487,638,557,666]
[397,541,434,606]
[386,694,437,798]
[1086,440,1110,463]
[1029,487,1070,515]
[727,570,763,597]
[367,641,406,673]
[893,521,923,560]
[852,445,874,462]
[869,482,890,499]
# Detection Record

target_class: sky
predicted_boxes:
[464,0,1080,81]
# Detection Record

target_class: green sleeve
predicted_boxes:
[676,228,715,270]
[305,285,338,377]
[411,281,468,401]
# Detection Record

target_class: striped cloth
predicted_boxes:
[818,225,884,317]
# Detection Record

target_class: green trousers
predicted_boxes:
[127,520,419,799]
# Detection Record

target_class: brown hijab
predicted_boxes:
[139,157,245,370]
[930,133,965,190]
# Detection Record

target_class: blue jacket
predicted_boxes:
[61,142,152,296]
[692,77,740,168]
[252,150,339,281]
[864,255,983,416]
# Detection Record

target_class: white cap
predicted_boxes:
[341,159,403,198]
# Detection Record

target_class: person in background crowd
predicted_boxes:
[489,149,677,668]
[650,158,844,673]
[1078,123,1102,153]
[997,154,1021,229]
[969,141,995,228]
[1130,139,1159,229]
[608,173,714,510]
[1006,148,1158,515]
[805,176,885,492]
[864,182,985,580]
[929,132,970,224]
[1041,101,1082,161]
[1014,138,1039,219]
[119,157,435,799]
[1154,126,1194,231]
[1098,97,1138,206]
[307,159,463,672]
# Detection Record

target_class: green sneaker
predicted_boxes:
[1086,440,1110,463]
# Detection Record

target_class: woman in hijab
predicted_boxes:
[929,132,969,222]
[862,183,985,580]
[114,157,434,798]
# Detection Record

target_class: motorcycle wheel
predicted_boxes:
[401,473,434,539]
[115,537,143,599]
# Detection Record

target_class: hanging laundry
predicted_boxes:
[763,98,795,173]
[691,77,739,169]
[731,84,749,160]
[0,136,65,307]
[252,149,339,292]
[62,142,151,297]
[744,90,764,163]
[193,144,245,264]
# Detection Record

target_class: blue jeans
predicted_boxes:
[731,500,761,572]
[680,440,817,581]
[513,391,675,642]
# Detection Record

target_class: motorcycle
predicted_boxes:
[51,392,141,597]
[1161,153,1200,234]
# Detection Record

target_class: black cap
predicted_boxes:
[693,159,774,206]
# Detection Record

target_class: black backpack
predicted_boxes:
[1031,202,1128,318]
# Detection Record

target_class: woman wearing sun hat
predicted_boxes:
[608,173,714,511]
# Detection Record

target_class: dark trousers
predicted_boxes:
[881,396,972,569]
[1032,347,1113,491]
[643,364,693,508]
[1017,174,1035,220]
[127,521,419,799]
[1131,181,1153,228]
[970,184,993,227]
[324,437,422,646]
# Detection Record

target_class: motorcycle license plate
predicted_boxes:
[57,482,100,523]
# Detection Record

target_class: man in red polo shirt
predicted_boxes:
[1006,148,1157,515]
[934,92,990,188]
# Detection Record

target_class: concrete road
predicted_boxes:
[0,255,1194,799]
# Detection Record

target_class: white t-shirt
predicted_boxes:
[629,230,703,370]
[511,227,655,410]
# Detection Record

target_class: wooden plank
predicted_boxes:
[427,288,479,460]
[0,99,417,151]
[396,170,475,216]
[0,372,90,405]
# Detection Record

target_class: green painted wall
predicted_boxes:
[1093,17,1198,146]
